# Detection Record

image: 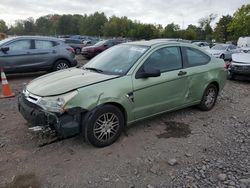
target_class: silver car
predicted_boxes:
[206,44,238,60]
[0,36,77,73]
[228,50,250,80]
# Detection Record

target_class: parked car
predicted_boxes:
[237,36,250,48]
[192,41,210,50]
[228,49,250,80]
[206,44,238,60]
[0,36,77,73]
[83,40,99,47]
[81,39,124,59]
[64,38,85,54]
[152,38,191,43]
[18,41,227,147]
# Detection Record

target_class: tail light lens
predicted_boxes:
[66,47,75,54]
[224,61,231,69]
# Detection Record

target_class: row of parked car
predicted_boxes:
[0,35,249,80]
[200,37,250,80]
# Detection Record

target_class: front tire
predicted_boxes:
[198,84,218,111]
[84,105,124,147]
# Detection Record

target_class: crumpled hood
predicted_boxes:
[232,53,250,64]
[27,68,118,96]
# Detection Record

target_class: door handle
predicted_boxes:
[178,71,187,76]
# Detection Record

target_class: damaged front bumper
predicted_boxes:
[18,94,85,138]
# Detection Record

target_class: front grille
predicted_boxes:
[21,94,41,109]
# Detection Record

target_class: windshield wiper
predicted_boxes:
[83,67,103,73]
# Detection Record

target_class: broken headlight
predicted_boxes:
[37,90,78,113]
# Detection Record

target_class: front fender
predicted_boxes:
[64,76,134,122]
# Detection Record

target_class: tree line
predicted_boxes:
[0,4,249,42]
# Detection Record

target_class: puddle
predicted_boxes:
[157,121,191,139]
[3,173,41,188]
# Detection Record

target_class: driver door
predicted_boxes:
[131,46,189,120]
[0,39,33,72]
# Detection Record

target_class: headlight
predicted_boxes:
[37,91,78,113]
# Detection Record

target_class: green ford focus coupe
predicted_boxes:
[18,40,227,147]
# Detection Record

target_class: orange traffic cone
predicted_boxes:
[0,68,15,98]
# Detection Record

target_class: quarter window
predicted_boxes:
[143,47,182,73]
[8,40,31,51]
[35,40,54,49]
[183,47,210,67]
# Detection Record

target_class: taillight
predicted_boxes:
[66,47,75,54]
[224,61,231,69]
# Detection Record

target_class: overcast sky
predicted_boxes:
[0,0,249,28]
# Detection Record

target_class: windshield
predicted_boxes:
[94,40,107,46]
[0,37,13,46]
[83,44,149,75]
[212,44,228,50]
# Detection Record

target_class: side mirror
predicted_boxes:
[1,47,9,52]
[136,68,161,79]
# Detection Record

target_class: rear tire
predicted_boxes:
[84,105,124,147]
[198,84,218,111]
[53,60,70,71]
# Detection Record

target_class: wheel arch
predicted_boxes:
[104,102,128,126]
[209,81,219,92]
[54,58,70,64]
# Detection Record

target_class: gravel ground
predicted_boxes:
[0,56,249,188]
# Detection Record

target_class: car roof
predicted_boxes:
[65,38,82,41]
[7,36,62,42]
[215,43,232,46]
[125,40,190,47]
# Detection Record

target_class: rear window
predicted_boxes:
[183,47,210,67]
[35,40,54,49]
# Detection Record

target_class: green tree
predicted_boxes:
[214,15,233,42]
[9,20,25,35]
[23,17,35,34]
[81,12,107,36]
[163,23,180,38]
[198,14,217,40]
[228,4,250,40]
[0,19,8,33]
[183,24,198,40]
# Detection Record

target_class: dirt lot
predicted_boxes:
[0,56,250,188]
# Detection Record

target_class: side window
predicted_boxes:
[143,47,182,73]
[107,41,114,47]
[35,40,54,49]
[229,45,236,50]
[8,40,31,51]
[183,47,210,67]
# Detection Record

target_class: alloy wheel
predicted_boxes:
[93,112,120,142]
[204,87,216,108]
[56,62,69,70]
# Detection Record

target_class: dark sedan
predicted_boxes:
[81,39,124,59]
